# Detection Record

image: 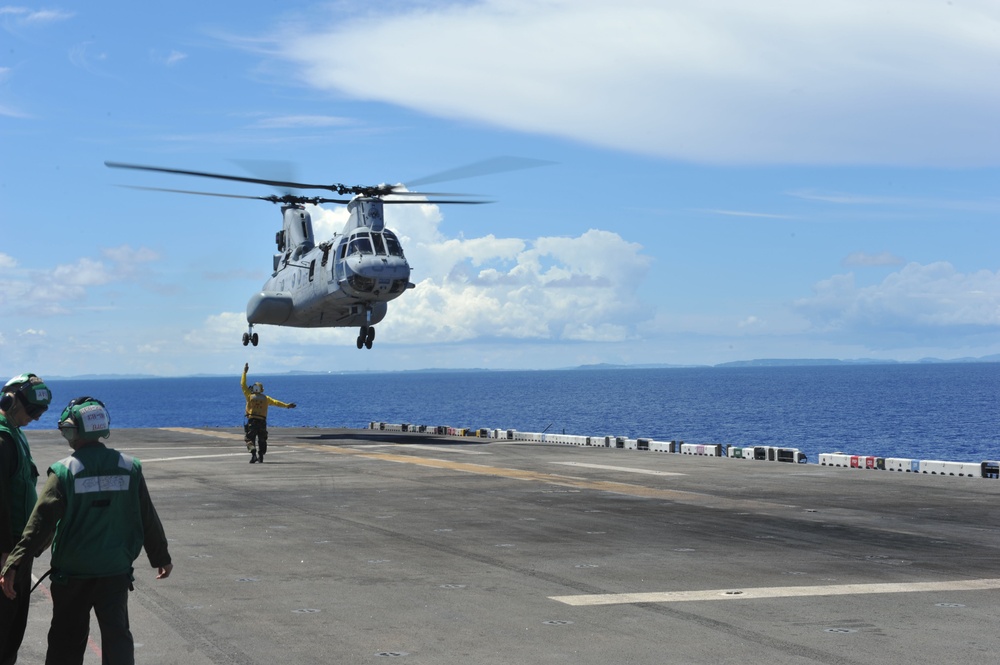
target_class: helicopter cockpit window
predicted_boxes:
[347,233,373,256]
[371,233,386,255]
[383,231,404,257]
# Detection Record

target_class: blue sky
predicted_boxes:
[2,1,1000,377]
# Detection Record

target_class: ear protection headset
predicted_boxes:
[251,382,264,395]
[58,396,111,442]
[0,373,51,418]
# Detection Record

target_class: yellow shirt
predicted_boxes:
[241,370,292,420]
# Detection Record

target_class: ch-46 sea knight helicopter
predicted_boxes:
[106,159,525,349]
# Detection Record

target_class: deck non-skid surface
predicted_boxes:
[13,427,1000,664]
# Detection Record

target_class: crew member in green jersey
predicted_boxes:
[0,396,172,665]
[0,373,50,665]
[241,363,296,463]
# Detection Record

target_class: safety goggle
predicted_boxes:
[17,392,48,420]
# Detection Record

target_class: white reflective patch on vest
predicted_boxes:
[74,475,130,494]
[118,454,133,470]
[58,456,85,475]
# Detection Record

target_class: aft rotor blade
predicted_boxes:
[406,156,554,187]
[383,190,484,197]
[115,184,275,201]
[106,161,348,193]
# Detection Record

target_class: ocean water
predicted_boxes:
[30,363,1000,464]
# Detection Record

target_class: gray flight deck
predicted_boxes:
[13,427,1000,664]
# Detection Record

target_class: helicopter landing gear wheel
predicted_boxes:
[243,325,259,347]
[357,325,376,350]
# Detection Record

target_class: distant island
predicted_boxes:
[43,354,1000,380]
[712,355,1000,368]
[579,355,1000,370]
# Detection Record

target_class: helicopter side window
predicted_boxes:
[383,231,404,257]
[347,234,373,256]
[371,233,386,255]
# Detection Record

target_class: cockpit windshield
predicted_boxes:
[383,230,404,257]
[346,230,404,258]
[347,233,373,256]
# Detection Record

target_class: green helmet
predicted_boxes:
[2,373,51,418]
[58,396,111,443]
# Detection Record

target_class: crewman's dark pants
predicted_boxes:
[46,573,133,665]
[0,555,34,665]
[245,417,268,456]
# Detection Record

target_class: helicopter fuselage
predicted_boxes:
[245,197,412,346]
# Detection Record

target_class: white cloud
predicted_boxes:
[306,204,350,241]
[148,49,188,66]
[251,115,352,129]
[0,246,162,313]
[0,7,74,23]
[789,189,1000,213]
[738,315,764,329]
[842,251,905,267]
[700,209,798,220]
[383,227,651,343]
[101,245,161,270]
[69,41,111,77]
[266,0,1000,167]
[796,262,1000,332]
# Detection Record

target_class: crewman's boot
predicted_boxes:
[249,452,258,463]
[257,453,264,463]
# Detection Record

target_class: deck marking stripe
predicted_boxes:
[552,462,685,476]
[160,427,246,440]
[142,451,293,463]
[119,446,247,451]
[550,578,1000,606]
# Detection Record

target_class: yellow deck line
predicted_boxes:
[291,442,788,511]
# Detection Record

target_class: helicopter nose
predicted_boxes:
[345,257,410,297]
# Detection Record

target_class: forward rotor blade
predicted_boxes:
[115,185,351,205]
[381,199,491,205]
[405,156,554,187]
